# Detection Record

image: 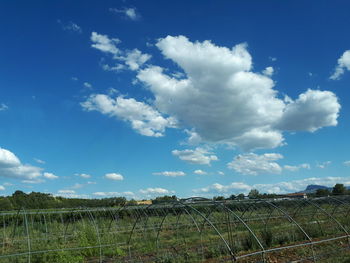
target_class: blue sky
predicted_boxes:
[1,0,350,199]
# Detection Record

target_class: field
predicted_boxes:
[1,196,350,262]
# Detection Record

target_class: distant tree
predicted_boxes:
[332,184,347,195]
[12,190,28,208]
[237,193,245,200]
[152,195,177,204]
[248,189,260,199]
[316,188,330,196]
[0,197,13,210]
[213,196,225,201]
[260,193,277,199]
[228,194,236,200]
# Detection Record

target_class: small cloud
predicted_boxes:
[43,172,58,180]
[262,66,274,76]
[228,153,283,175]
[71,183,84,189]
[343,161,350,167]
[105,173,124,181]
[194,169,207,175]
[76,173,91,179]
[330,50,350,80]
[58,189,75,194]
[87,181,96,184]
[308,72,313,77]
[83,82,93,89]
[109,7,140,21]
[139,187,171,195]
[283,163,310,172]
[91,32,121,55]
[71,77,78,81]
[34,158,45,164]
[172,148,218,165]
[269,56,277,62]
[21,179,45,184]
[0,185,5,191]
[317,161,331,169]
[218,171,225,176]
[0,103,8,111]
[3,182,13,186]
[57,20,82,33]
[153,171,186,177]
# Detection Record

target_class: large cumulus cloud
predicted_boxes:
[86,34,341,151]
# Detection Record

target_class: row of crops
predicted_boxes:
[1,196,350,262]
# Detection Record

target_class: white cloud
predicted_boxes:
[91,32,121,55]
[276,89,340,132]
[330,50,350,80]
[194,169,207,175]
[43,172,58,180]
[139,187,171,195]
[0,185,5,191]
[228,153,283,175]
[0,147,43,180]
[3,182,13,186]
[88,35,340,151]
[153,171,186,177]
[0,103,8,111]
[57,20,82,33]
[34,158,45,164]
[269,56,277,62]
[71,183,84,189]
[87,181,96,184]
[76,173,91,179]
[172,147,218,165]
[283,163,310,172]
[58,190,75,194]
[317,161,331,169]
[109,7,139,21]
[135,36,340,151]
[194,182,251,194]
[262,66,274,76]
[123,49,151,71]
[218,171,225,175]
[56,190,86,198]
[21,179,45,184]
[93,191,117,197]
[228,152,311,175]
[82,94,177,137]
[84,82,92,89]
[93,191,134,197]
[91,32,151,71]
[105,173,124,181]
[102,63,125,72]
[344,161,350,167]
[194,176,350,195]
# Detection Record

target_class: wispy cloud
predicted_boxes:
[330,50,350,80]
[153,171,186,177]
[0,103,8,111]
[109,7,140,21]
[57,20,82,33]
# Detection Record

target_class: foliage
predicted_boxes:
[316,188,331,196]
[332,183,347,195]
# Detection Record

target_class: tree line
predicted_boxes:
[0,184,348,210]
[0,190,129,210]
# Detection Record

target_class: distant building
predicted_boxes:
[136,200,152,205]
[285,193,307,199]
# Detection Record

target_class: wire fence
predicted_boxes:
[1,196,350,262]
